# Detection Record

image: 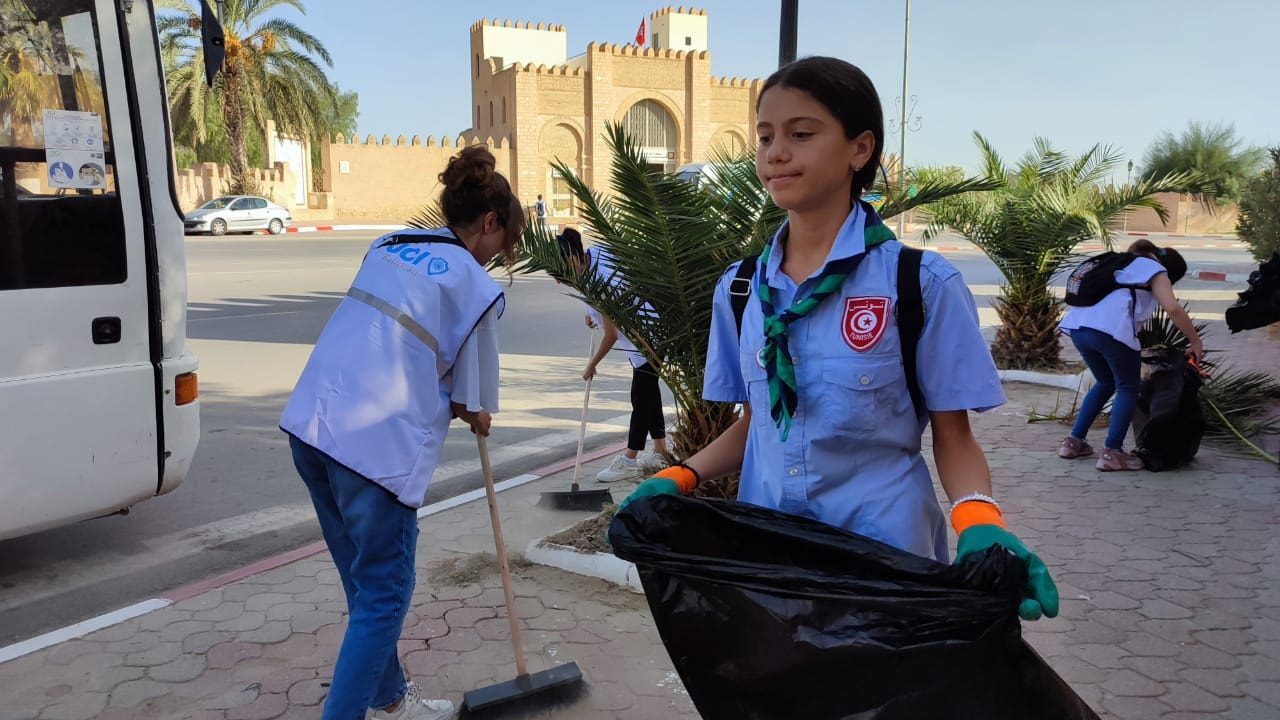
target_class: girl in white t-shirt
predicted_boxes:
[1057,239,1204,471]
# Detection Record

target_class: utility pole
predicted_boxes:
[779,0,798,67]
[896,0,911,240]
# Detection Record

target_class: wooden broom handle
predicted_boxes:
[571,327,596,488]
[476,434,528,676]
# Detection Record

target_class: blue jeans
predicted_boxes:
[289,435,419,720]
[1069,327,1142,451]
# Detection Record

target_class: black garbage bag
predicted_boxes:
[1133,347,1204,471]
[1225,252,1280,333]
[609,495,1099,720]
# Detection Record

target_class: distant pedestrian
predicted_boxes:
[556,228,670,482]
[1057,239,1203,471]
[535,193,548,228]
[280,145,523,720]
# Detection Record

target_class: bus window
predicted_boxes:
[0,0,126,291]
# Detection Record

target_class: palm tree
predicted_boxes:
[0,2,67,147]
[502,124,992,495]
[157,0,335,192]
[924,132,1195,370]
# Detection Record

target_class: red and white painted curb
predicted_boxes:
[283,224,406,234]
[1193,270,1249,283]
[0,440,625,665]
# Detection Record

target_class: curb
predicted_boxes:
[999,369,1089,392]
[1125,231,1238,239]
[524,541,644,594]
[914,242,1246,255]
[283,224,406,233]
[0,439,626,666]
[1194,270,1248,283]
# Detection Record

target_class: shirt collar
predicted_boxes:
[763,204,867,288]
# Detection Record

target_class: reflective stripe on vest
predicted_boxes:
[346,286,448,375]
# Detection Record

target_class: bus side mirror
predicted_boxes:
[200,1,225,87]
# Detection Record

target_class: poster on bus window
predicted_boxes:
[42,110,105,189]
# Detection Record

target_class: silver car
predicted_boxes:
[183,195,292,236]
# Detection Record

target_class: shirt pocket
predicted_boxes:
[820,356,908,436]
[739,348,773,426]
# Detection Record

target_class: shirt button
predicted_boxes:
[788,467,799,476]
[859,375,871,386]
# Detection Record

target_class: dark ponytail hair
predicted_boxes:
[758,56,884,199]
[1127,238,1187,284]
[439,145,518,232]
[555,227,585,263]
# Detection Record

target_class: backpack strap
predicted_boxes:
[896,246,926,418]
[732,246,926,418]
[730,255,758,339]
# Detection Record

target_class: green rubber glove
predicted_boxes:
[605,478,682,545]
[956,524,1060,621]
[617,477,681,512]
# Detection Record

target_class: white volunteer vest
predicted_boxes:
[280,228,503,507]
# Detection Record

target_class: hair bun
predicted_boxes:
[440,145,496,191]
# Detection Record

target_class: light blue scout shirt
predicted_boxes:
[703,205,1005,562]
[281,228,504,508]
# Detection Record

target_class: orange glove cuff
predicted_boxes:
[950,500,1006,535]
[653,465,698,494]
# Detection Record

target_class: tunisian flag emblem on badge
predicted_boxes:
[841,297,890,352]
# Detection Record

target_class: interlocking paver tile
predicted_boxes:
[106,678,170,707]
[2,375,1276,719]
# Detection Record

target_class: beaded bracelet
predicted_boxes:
[949,491,1000,511]
[674,462,702,486]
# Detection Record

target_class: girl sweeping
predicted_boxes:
[621,56,1058,621]
[280,145,523,720]
[557,228,670,482]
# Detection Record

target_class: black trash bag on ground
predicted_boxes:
[1225,252,1280,333]
[609,495,1099,720]
[1133,347,1204,471]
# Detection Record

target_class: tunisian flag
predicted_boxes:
[635,18,646,45]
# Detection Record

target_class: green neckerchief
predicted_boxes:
[756,201,896,440]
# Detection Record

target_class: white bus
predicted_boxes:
[0,0,213,539]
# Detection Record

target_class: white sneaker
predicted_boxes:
[596,453,644,483]
[369,681,454,720]
[636,450,669,474]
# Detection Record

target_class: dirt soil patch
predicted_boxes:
[426,551,532,586]
[544,506,617,555]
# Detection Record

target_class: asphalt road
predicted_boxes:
[0,228,1254,646]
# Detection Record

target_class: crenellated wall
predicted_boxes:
[320,133,512,221]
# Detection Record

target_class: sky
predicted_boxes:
[287,0,1278,178]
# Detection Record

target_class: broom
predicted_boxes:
[460,434,586,715]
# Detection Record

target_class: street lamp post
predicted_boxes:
[1124,160,1133,231]
[779,0,798,67]
[896,0,911,240]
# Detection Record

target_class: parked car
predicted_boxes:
[674,162,719,189]
[183,195,291,236]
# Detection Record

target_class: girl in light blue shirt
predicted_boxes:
[622,57,1057,622]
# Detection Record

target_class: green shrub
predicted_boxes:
[1237,148,1280,261]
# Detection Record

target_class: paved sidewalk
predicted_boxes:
[2,376,1278,718]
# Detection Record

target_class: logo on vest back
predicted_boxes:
[841,297,889,351]
[385,244,450,275]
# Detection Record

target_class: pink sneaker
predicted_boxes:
[1096,448,1144,472]
[1058,436,1094,459]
